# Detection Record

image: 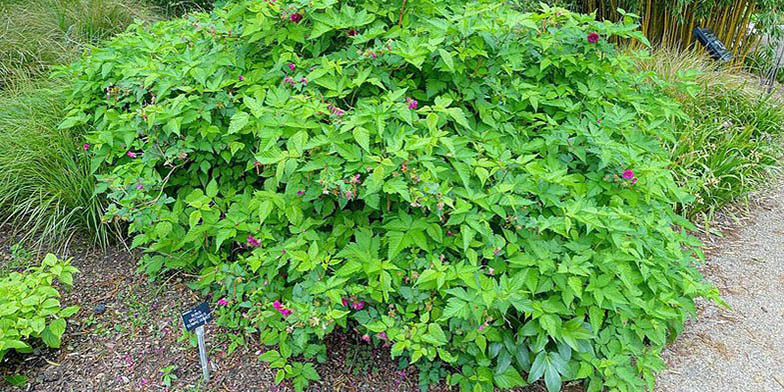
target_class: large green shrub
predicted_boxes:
[60,2,718,391]
[0,254,79,362]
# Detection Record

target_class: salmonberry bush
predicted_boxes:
[59,1,719,391]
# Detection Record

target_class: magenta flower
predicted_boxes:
[284,76,294,85]
[281,249,287,254]
[623,170,634,180]
[370,52,377,59]
[631,177,638,185]
[140,379,148,386]
[352,300,365,311]
[300,77,307,85]
[83,144,90,151]
[478,323,487,332]
[217,298,228,306]
[253,161,261,168]
[272,301,292,317]
[127,151,137,158]
[587,32,600,43]
[288,63,296,71]
[377,331,388,341]
[239,75,244,81]
[247,235,260,247]
[492,248,500,255]
[361,334,371,343]
[407,98,418,110]
[297,190,304,196]
[136,184,144,191]
[342,298,349,307]
[290,13,302,23]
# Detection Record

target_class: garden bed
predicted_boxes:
[0,230,426,391]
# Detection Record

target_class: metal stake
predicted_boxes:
[195,325,210,383]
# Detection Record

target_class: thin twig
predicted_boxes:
[398,0,407,27]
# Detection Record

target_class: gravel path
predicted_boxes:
[656,184,784,392]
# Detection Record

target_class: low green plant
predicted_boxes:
[61,2,719,391]
[0,82,114,249]
[637,48,784,217]
[159,364,179,387]
[0,254,79,362]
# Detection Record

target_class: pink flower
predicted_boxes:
[407,98,418,110]
[361,334,371,343]
[370,52,377,59]
[352,300,365,310]
[127,151,137,158]
[297,190,304,196]
[587,32,600,43]
[273,300,282,310]
[284,76,294,85]
[217,298,228,306]
[492,248,500,255]
[631,177,638,185]
[288,64,296,71]
[300,78,307,85]
[136,184,144,191]
[623,170,634,180]
[596,118,602,125]
[280,309,292,317]
[290,13,302,23]
[342,298,349,307]
[247,235,260,247]
[488,268,495,276]
[377,331,388,341]
[478,323,487,331]
[239,75,244,81]
[83,144,90,151]
[253,161,261,168]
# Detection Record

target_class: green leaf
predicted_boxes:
[494,366,525,389]
[353,127,370,152]
[40,327,61,348]
[438,49,455,72]
[228,111,250,135]
[386,231,409,260]
[447,107,470,129]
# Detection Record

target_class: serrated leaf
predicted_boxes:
[228,111,250,135]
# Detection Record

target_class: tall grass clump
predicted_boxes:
[0,0,156,89]
[144,0,216,17]
[637,48,784,218]
[0,82,113,249]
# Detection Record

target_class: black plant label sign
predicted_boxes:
[182,301,212,331]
